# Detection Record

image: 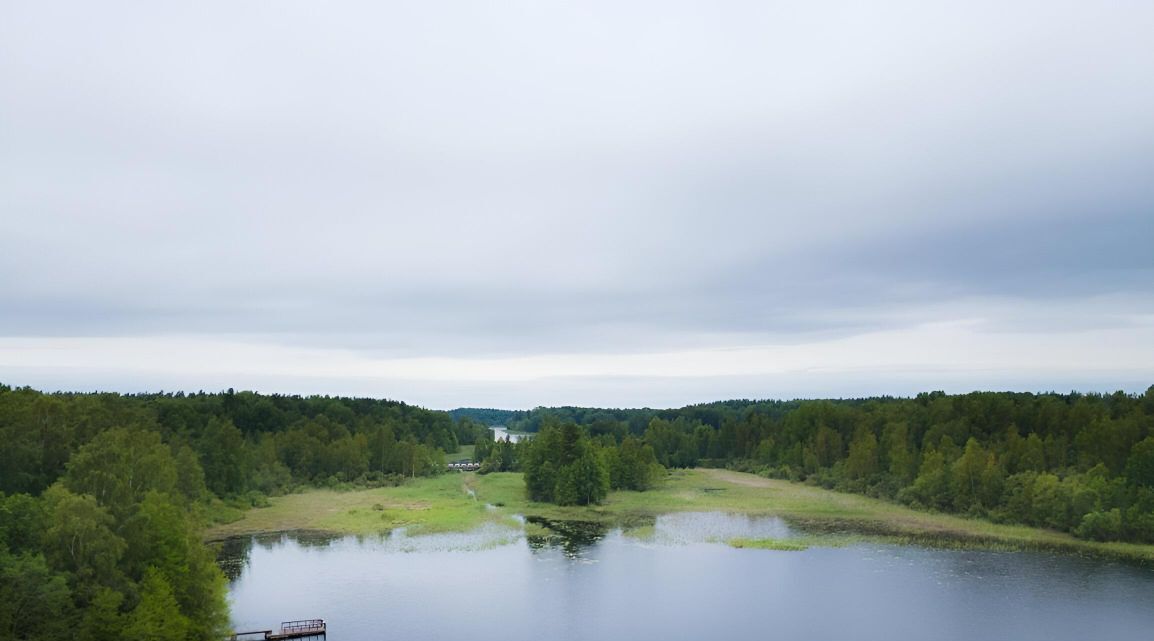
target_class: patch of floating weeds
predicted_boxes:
[623,525,656,542]
[727,537,809,551]
[369,522,523,553]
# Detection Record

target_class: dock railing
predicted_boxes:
[280,619,326,634]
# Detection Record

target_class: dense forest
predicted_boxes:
[4,383,1154,640]
[447,407,525,427]
[0,384,480,641]
[481,389,1154,543]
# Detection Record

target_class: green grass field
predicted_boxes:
[205,468,1154,562]
[204,473,515,539]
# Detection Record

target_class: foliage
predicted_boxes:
[41,485,126,590]
[554,445,610,506]
[0,386,467,504]
[0,550,76,641]
[123,568,190,641]
[498,387,1154,543]
[605,437,661,491]
[447,408,526,427]
[521,423,613,505]
[76,588,125,641]
[4,381,1154,638]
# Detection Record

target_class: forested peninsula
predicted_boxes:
[3,384,1154,640]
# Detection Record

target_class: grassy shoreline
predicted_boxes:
[204,468,1154,563]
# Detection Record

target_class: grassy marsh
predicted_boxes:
[205,468,1154,563]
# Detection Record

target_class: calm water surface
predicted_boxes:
[220,513,1154,641]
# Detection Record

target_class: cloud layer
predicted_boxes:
[2,1,1152,407]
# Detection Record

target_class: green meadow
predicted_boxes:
[206,468,1154,563]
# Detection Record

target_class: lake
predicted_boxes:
[219,512,1154,641]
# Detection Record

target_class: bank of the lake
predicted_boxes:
[206,469,1154,563]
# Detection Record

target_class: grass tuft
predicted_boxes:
[727,537,808,551]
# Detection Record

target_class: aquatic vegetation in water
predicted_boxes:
[727,537,809,551]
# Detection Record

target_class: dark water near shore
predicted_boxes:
[220,513,1154,641]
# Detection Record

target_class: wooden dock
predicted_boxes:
[230,619,325,640]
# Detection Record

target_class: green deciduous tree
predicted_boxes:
[120,491,229,637]
[554,445,609,506]
[902,449,952,510]
[170,442,207,504]
[845,427,878,480]
[1020,433,1046,472]
[608,437,661,491]
[1125,436,1154,489]
[813,425,844,469]
[76,587,124,641]
[881,422,915,484]
[199,418,248,496]
[42,485,126,590]
[124,568,190,641]
[0,550,77,641]
[523,424,610,505]
[523,427,562,502]
[952,438,987,511]
[0,492,46,554]
[63,428,177,520]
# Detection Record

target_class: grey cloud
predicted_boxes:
[2,1,1153,397]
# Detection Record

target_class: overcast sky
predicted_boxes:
[2,1,1152,409]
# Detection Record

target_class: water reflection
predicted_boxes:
[220,513,1154,641]
[216,531,345,581]
[215,536,252,582]
[217,511,794,578]
[518,512,795,558]
[524,517,609,558]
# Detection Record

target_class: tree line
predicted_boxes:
[0,384,480,641]
[485,389,1154,542]
[5,382,1154,640]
